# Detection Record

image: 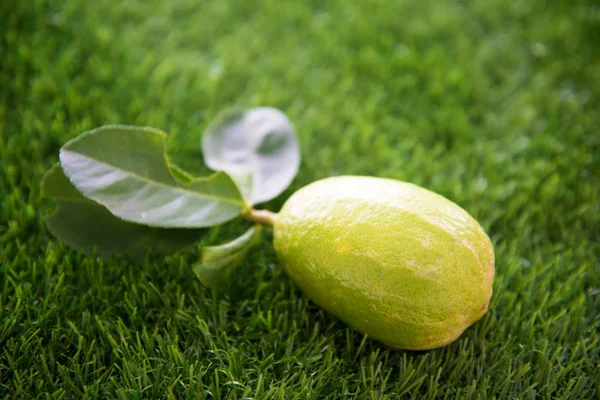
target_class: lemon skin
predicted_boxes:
[274,176,494,350]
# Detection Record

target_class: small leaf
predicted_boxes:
[42,164,207,259]
[193,226,262,290]
[59,125,247,228]
[202,107,300,205]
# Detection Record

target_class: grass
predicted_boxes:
[1,0,599,398]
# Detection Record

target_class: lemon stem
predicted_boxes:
[244,209,277,226]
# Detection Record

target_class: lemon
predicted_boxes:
[274,176,494,350]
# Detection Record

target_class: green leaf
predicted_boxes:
[42,164,207,260]
[202,107,300,205]
[193,225,262,290]
[59,125,248,228]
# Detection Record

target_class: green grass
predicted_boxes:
[1,0,599,398]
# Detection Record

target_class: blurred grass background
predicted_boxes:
[1,0,599,398]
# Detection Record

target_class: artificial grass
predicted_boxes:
[1,0,598,398]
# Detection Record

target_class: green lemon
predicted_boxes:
[274,176,494,350]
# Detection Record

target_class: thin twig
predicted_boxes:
[243,209,278,226]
